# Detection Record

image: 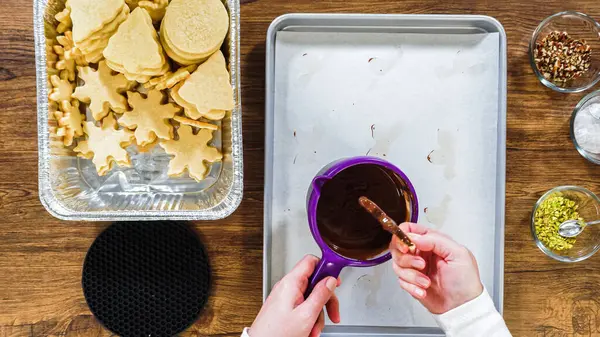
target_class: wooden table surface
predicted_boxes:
[2,0,600,336]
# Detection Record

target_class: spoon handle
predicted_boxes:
[358,196,416,253]
[587,219,600,226]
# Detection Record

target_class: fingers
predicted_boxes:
[392,262,431,289]
[391,247,426,270]
[296,276,337,322]
[325,292,341,324]
[399,222,431,235]
[308,310,325,337]
[392,223,434,253]
[287,255,320,282]
[389,235,409,254]
[398,278,427,300]
[410,232,464,261]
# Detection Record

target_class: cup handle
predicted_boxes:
[304,256,344,298]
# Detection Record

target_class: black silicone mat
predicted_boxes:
[82,221,210,337]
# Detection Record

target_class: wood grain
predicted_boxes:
[1,0,600,336]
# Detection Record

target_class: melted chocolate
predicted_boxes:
[316,164,410,260]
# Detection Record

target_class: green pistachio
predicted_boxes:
[534,194,580,251]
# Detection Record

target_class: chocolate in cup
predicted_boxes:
[305,156,418,296]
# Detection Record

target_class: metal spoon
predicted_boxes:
[558,219,600,238]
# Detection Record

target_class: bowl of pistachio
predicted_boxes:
[531,186,600,262]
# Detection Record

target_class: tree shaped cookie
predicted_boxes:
[159,125,222,182]
[104,7,165,74]
[119,90,181,147]
[74,113,135,176]
[170,82,226,120]
[69,0,125,43]
[72,61,134,121]
[177,50,234,115]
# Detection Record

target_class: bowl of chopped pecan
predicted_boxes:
[530,11,600,93]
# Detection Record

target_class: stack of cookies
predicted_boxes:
[69,0,130,63]
[169,50,233,121]
[103,7,169,83]
[159,0,229,65]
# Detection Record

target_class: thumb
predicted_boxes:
[409,232,463,261]
[296,277,337,321]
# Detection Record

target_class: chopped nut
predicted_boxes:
[534,194,581,251]
[534,31,592,84]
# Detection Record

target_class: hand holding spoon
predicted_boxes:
[558,219,600,238]
[358,196,416,253]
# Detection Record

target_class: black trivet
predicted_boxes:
[82,221,210,337]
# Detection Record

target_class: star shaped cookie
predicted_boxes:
[56,100,85,146]
[119,89,181,147]
[159,125,222,181]
[74,112,135,176]
[72,61,134,121]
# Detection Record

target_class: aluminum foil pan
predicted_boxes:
[34,0,243,221]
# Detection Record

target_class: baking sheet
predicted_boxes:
[264,14,506,335]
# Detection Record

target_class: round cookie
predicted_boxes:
[160,0,228,63]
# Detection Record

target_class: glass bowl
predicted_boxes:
[571,90,600,164]
[531,186,600,262]
[529,11,600,93]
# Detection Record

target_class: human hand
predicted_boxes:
[249,255,341,337]
[389,222,483,315]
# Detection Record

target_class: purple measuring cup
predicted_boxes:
[305,156,419,296]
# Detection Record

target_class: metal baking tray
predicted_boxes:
[34,0,243,221]
[264,14,506,336]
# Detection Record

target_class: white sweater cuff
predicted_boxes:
[433,288,511,337]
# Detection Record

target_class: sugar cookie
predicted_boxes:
[72,61,134,120]
[177,51,234,114]
[160,0,228,64]
[74,113,135,176]
[55,8,72,34]
[56,57,76,82]
[119,90,181,146]
[169,82,226,120]
[69,0,126,43]
[49,75,74,104]
[56,100,85,146]
[106,59,168,75]
[56,31,88,66]
[75,5,129,51]
[173,115,218,131]
[145,64,197,90]
[138,0,168,23]
[104,8,168,81]
[159,125,222,181]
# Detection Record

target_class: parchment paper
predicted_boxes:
[269,30,500,328]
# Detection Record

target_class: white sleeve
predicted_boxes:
[433,289,512,337]
[241,328,251,337]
